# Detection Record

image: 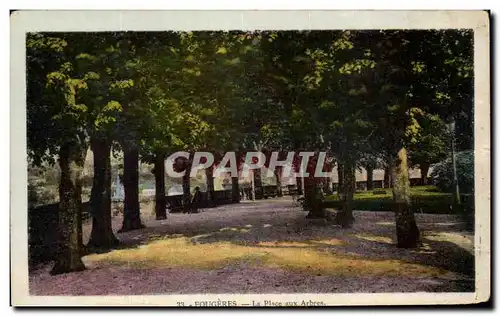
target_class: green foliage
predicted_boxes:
[27,32,138,166]
[27,30,474,208]
[408,112,449,168]
[431,150,474,193]
[26,29,476,269]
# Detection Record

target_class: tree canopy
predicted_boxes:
[27,29,474,273]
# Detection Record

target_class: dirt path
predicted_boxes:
[29,197,475,295]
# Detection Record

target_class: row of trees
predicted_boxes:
[27,30,473,274]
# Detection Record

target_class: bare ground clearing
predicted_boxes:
[29,197,474,295]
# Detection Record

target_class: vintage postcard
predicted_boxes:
[11,10,490,306]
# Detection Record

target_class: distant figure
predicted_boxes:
[112,174,124,202]
[189,186,202,214]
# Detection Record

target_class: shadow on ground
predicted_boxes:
[30,199,475,294]
[75,200,474,291]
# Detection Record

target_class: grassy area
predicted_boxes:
[323,186,462,214]
[84,233,448,278]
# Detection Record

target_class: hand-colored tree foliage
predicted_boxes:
[27,29,473,273]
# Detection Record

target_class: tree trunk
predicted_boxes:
[337,162,355,228]
[206,166,215,206]
[304,177,325,219]
[293,149,303,196]
[154,151,167,220]
[337,163,344,197]
[295,176,303,195]
[119,144,144,232]
[366,165,374,191]
[392,147,420,248]
[353,168,357,191]
[274,167,283,197]
[384,166,391,188]
[294,159,303,195]
[324,176,332,194]
[250,170,256,200]
[253,168,263,199]
[420,162,430,186]
[303,153,324,218]
[182,154,193,213]
[231,176,240,203]
[51,143,86,275]
[87,138,119,249]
